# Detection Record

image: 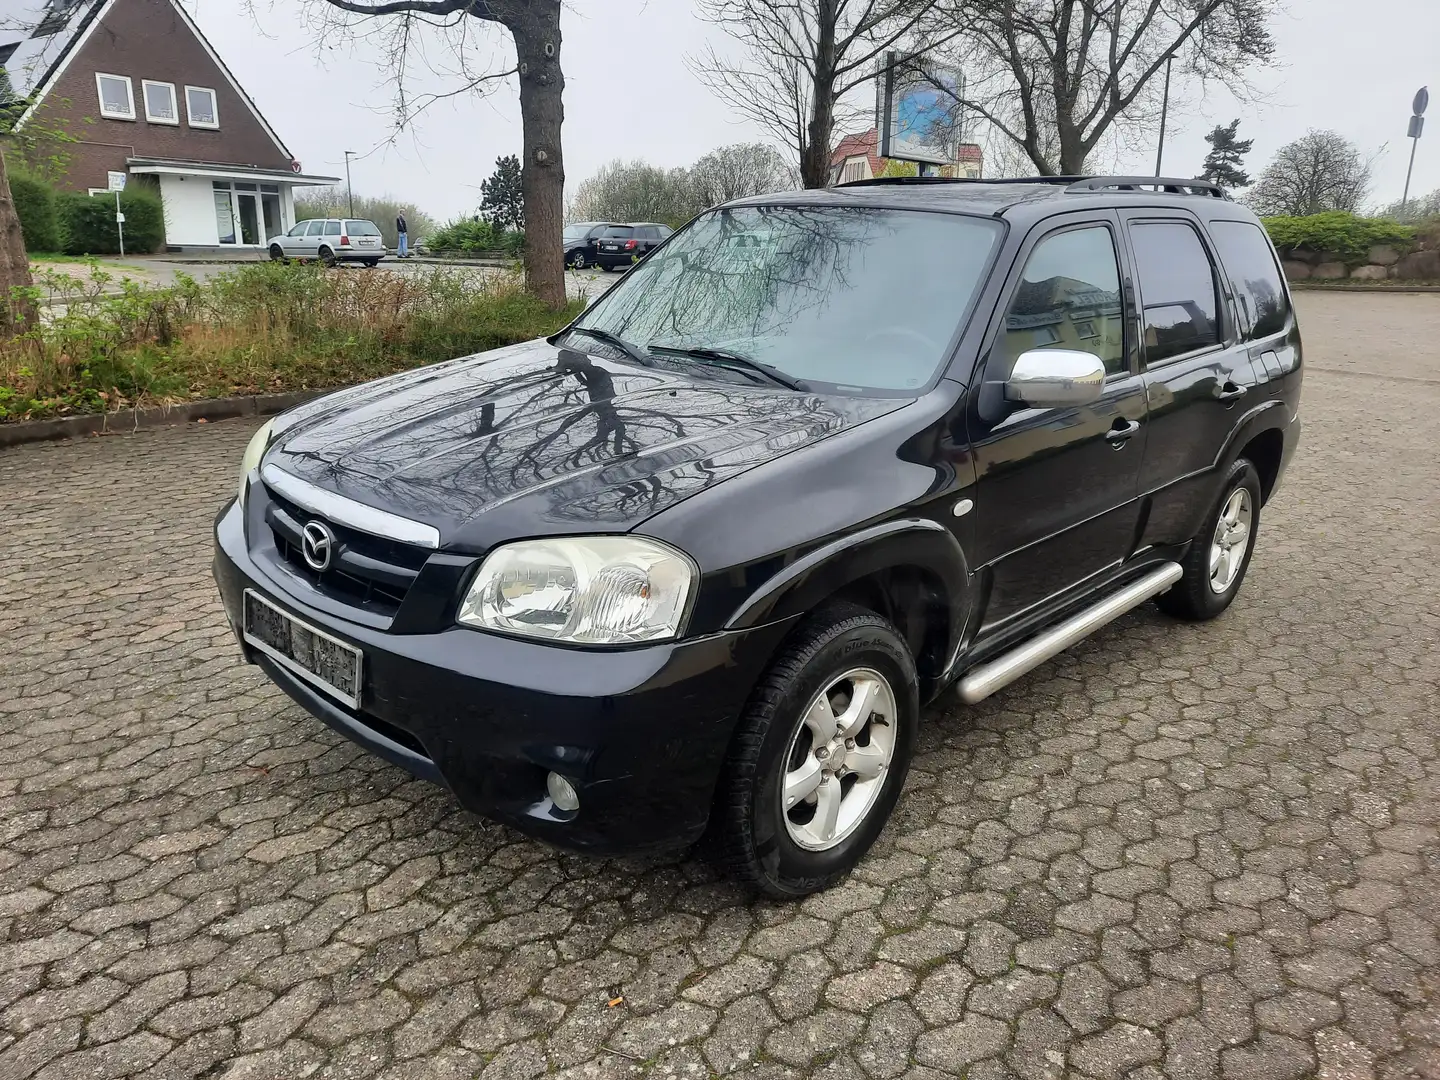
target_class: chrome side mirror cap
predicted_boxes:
[1005,348,1106,409]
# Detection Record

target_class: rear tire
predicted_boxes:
[363,259,380,268]
[708,603,918,899]
[1156,458,1262,621]
[318,246,336,267]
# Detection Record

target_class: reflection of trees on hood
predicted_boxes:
[589,207,899,347]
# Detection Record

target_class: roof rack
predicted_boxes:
[1066,176,1228,199]
[836,175,1086,188]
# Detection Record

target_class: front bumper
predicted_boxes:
[213,499,794,854]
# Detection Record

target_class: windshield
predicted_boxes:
[573,205,1002,393]
[345,220,381,236]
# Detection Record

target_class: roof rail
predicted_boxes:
[836,175,1088,188]
[1066,176,1229,199]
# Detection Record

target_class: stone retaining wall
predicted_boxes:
[1281,240,1440,282]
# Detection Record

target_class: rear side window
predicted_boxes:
[1209,220,1290,341]
[1129,222,1220,365]
[1002,225,1126,376]
[323,220,342,236]
[638,226,660,240]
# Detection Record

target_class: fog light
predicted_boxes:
[547,771,580,812]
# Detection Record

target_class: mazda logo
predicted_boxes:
[300,521,336,572]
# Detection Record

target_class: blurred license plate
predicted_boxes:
[243,589,362,708]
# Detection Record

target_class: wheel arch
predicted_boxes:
[723,518,972,699]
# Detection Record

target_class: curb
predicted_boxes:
[1291,283,1440,293]
[0,391,322,450]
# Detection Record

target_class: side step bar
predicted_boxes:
[957,562,1183,705]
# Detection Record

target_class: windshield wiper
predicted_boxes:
[648,343,806,391]
[566,326,656,367]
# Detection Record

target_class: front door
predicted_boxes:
[968,214,1147,629]
[236,193,261,246]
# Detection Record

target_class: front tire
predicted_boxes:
[569,250,587,269]
[269,244,286,262]
[1156,458,1262,621]
[709,603,918,898]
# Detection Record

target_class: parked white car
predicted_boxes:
[269,219,386,266]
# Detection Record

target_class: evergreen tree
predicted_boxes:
[479,155,524,232]
[1200,120,1254,189]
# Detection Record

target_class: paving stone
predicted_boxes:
[2,300,1438,1080]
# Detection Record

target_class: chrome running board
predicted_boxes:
[957,562,1184,705]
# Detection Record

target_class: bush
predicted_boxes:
[56,188,164,255]
[0,262,582,421]
[10,171,59,253]
[426,217,524,255]
[1261,212,1415,263]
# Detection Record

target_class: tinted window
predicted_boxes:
[602,226,633,239]
[1130,222,1220,364]
[574,206,1002,394]
[1003,226,1126,376]
[638,226,660,240]
[1209,220,1290,341]
[323,220,343,236]
[345,220,381,236]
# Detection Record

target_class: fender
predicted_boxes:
[1212,397,1291,477]
[724,518,974,691]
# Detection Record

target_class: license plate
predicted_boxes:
[243,589,363,708]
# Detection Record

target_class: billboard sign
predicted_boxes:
[878,54,962,166]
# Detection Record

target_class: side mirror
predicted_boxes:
[1004,348,1106,409]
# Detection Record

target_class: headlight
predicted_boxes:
[236,419,275,508]
[457,537,697,645]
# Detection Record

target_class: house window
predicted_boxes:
[95,73,135,120]
[185,86,218,128]
[142,80,178,124]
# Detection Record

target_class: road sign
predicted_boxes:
[115,212,125,224]
[107,171,127,192]
[1409,115,1425,139]
[1415,87,1429,117]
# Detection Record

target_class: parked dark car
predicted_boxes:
[563,221,614,270]
[595,222,673,270]
[215,175,1301,897]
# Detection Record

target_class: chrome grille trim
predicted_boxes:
[261,463,441,549]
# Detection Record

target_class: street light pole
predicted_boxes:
[1154,56,1173,176]
[343,151,356,218]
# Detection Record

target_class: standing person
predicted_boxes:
[396,211,409,258]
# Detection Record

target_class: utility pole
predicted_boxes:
[1154,56,1173,176]
[343,151,356,218]
[1403,87,1428,213]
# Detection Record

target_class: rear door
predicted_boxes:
[968,211,1149,628]
[1118,211,1260,543]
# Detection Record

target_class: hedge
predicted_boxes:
[56,188,164,255]
[1261,212,1414,263]
[426,217,524,256]
[10,171,59,253]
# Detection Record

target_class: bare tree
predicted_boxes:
[287,0,566,305]
[689,144,798,208]
[1245,130,1377,217]
[568,160,697,228]
[691,1,956,189]
[926,0,1277,175]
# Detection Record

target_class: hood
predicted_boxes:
[265,338,907,551]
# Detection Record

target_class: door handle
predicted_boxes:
[1217,382,1248,401]
[1106,418,1142,444]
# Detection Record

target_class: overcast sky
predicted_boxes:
[189,0,1438,223]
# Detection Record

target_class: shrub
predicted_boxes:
[426,217,525,255]
[10,171,59,253]
[1261,212,1415,263]
[0,262,582,421]
[57,188,165,255]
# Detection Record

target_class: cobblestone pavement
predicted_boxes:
[2,291,1439,1080]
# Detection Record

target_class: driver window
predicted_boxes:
[288,221,309,237]
[1002,226,1125,376]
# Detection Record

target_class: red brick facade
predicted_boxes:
[26,0,291,192]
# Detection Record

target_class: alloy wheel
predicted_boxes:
[1209,486,1253,593]
[781,668,897,851]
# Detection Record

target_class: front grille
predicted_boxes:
[264,487,430,615]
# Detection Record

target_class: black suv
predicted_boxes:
[594,222,673,270]
[214,176,1301,897]
[562,222,613,270]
